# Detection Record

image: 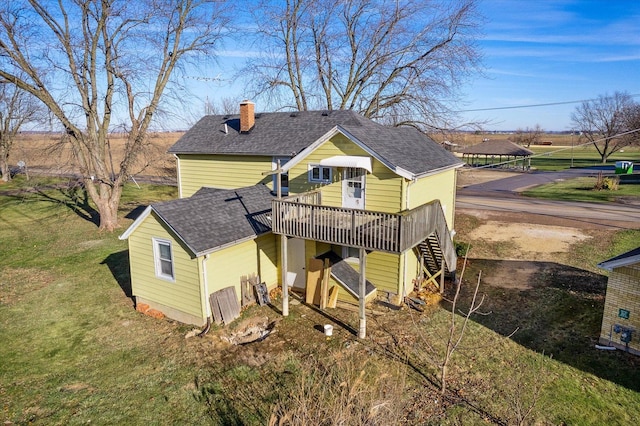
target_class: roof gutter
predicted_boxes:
[597,254,640,271]
[193,233,268,258]
[411,161,465,180]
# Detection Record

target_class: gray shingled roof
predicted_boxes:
[460,140,534,156]
[317,251,376,298]
[169,110,462,176]
[598,246,640,271]
[151,184,274,257]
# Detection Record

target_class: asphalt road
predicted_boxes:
[457,167,640,228]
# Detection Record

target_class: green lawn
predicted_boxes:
[1,182,639,424]
[528,145,640,171]
[522,176,640,202]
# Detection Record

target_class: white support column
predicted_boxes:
[282,235,289,317]
[358,247,367,339]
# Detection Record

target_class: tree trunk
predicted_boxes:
[85,178,123,231]
[0,153,10,182]
[440,363,448,396]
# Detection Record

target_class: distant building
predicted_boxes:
[458,139,533,170]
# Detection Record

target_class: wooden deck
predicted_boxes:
[271,191,457,270]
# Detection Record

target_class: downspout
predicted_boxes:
[402,177,416,298]
[198,254,211,337]
[405,177,416,211]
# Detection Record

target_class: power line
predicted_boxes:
[455,94,640,113]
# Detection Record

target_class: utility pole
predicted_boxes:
[570,130,574,168]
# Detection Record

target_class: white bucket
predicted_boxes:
[324,324,333,337]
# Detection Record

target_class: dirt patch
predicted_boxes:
[460,219,597,291]
[480,260,542,290]
[457,168,521,187]
[468,221,590,258]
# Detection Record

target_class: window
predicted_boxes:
[272,157,290,195]
[344,167,365,179]
[308,164,332,183]
[153,238,174,281]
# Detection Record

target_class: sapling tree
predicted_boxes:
[439,251,484,396]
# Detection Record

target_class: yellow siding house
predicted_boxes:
[121,101,463,333]
[120,185,277,326]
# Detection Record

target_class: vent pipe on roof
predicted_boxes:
[240,100,255,133]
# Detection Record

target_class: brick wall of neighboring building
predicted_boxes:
[599,265,640,355]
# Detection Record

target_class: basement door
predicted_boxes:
[287,238,306,289]
[342,167,366,210]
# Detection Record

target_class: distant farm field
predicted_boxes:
[11,131,640,178]
[430,132,579,147]
[10,132,183,178]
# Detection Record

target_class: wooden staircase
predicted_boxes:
[415,232,455,292]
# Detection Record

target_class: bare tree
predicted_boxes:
[244,0,483,131]
[511,124,544,148]
[440,254,484,396]
[571,92,638,164]
[205,96,241,116]
[619,102,640,147]
[0,81,43,182]
[0,0,230,230]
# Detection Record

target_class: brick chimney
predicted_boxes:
[239,100,255,133]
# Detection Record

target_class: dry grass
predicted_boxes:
[430,132,577,148]
[12,132,182,177]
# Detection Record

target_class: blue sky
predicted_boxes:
[459,0,640,131]
[183,0,640,132]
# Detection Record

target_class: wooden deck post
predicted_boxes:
[440,259,445,294]
[358,247,367,339]
[282,235,289,317]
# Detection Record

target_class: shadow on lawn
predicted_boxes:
[449,258,640,392]
[101,250,133,305]
[6,180,101,226]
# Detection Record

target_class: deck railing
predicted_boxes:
[400,202,457,270]
[272,191,456,268]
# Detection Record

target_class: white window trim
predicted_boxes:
[308,164,333,183]
[153,238,175,282]
[272,157,290,195]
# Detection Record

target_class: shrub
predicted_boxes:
[593,173,619,191]
[454,241,471,257]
